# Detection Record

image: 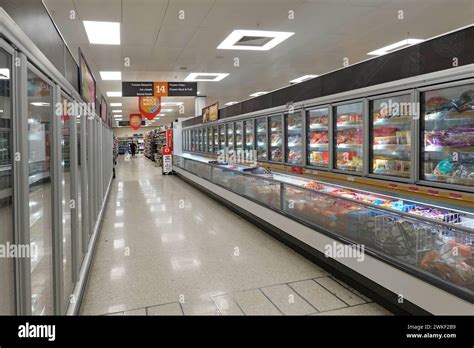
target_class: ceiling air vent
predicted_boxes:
[234,36,273,47]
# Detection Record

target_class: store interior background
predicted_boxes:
[0,0,473,317]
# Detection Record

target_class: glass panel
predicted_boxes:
[371,95,412,178]
[219,125,225,150]
[307,107,329,167]
[60,97,73,310]
[0,47,15,314]
[256,117,267,160]
[213,126,218,153]
[207,126,212,152]
[335,102,363,172]
[269,115,283,162]
[421,84,474,187]
[198,128,203,152]
[226,123,234,149]
[211,167,281,209]
[76,110,83,262]
[235,122,243,150]
[286,113,303,164]
[28,68,53,315]
[203,128,208,153]
[244,119,254,161]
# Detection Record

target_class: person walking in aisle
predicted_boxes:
[130,141,137,158]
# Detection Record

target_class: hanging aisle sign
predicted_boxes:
[139,96,161,120]
[122,81,197,97]
[129,114,143,130]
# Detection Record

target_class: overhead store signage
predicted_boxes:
[129,113,143,130]
[139,96,161,120]
[122,81,197,97]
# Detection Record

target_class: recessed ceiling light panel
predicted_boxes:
[83,21,121,45]
[289,75,319,84]
[367,38,424,56]
[100,71,122,80]
[184,73,229,82]
[112,110,122,113]
[107,91,122,97]
[225,101,238,106]
[218,30,294,51]
[110,103,122,107]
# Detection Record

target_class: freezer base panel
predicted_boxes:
[174,165,472,315]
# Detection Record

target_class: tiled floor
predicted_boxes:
[81,155,391,316]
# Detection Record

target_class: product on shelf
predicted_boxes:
[337,113,362,125]
[336,128,362,145]
[309,116,328,127]
[271,133,282,146]
[288,134,302,147]
[309,132,328,145]
[288,149,302,162]
[271,148,283,161]
[309,151,329,165]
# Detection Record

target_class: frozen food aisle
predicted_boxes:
[80,155,391,316]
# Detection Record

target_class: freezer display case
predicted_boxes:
[235,121,243,151]
[192,129,197,152]
[286,112,303,164]
[226,123,234,150]
[244,119,254,154]
[256,117,267,160]
[370,94,413,178]
[307,106,329,167]
[213,126,218,153]
[174,154,474,301]
[335,101,364,172]
[421,83,474,188]
[269,114,283,162]
[219,124,226,150]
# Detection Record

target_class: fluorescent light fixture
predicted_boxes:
[217,30,294,51]
[112,109,122,113]
[83,21,120,45]
[100,71,122,80]
[161,109,173,112]
[290,75,319,84]
[30,102,50,107]
[0,68,10,79]
[184,73,229,82]
[107,91,122,97]
[114,115,122,118]
[225,102,238,106]
[110,102,122,107]
[197,91,201,95]
[367,38,424,56]
[249,91,268,97]
[162,102,184,106]
[0,110,3,113]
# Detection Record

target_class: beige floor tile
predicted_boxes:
[315,277,366,306]
[181,298,220,315]
[261,284,317,315]
[232,289,281,315]
[289,280,347,312]
[124,308,147,315]
[213,295,244,315]
[147,302,183,316]
[314,303,392,315]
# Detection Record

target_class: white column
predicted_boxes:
[195,96,207,116]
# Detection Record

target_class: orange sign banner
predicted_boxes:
[139,96,161,120]
[154,82,168,97]
[129,113,143,130]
